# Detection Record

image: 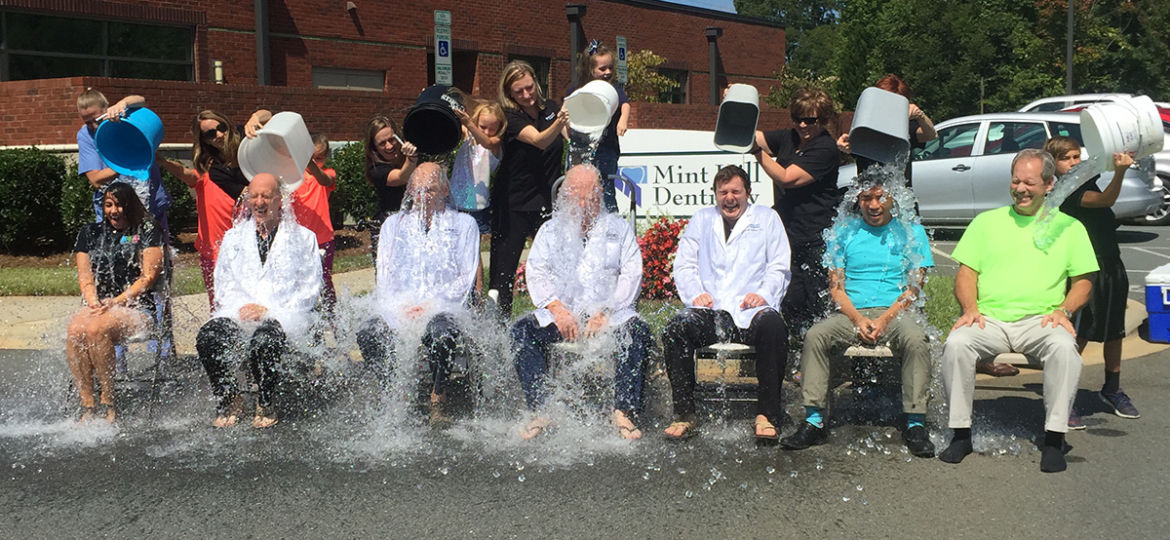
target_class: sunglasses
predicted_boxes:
[793,116,819,126]
[201,123,228,140]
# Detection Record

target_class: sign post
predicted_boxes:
[615,36,628,85]
[434,10,453,85]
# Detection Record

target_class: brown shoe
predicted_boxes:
[976,361,1019,377]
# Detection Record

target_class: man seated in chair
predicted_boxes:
[939,149,1097,473]
[196,173,323,429]
[510,164,651,440]
[661,165,791,442]
[780,175,935,456]
[356,162,481,427]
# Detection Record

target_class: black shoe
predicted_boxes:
[780,421,828,450]
[902,425,935,458]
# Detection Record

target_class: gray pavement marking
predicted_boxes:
[1128,246,1170,259]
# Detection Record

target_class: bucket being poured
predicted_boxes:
[713,84,759,153]
[95,107,165,178]
[848,87,910,164]
[403,85,465,155]
[238,111,314,192]
[1081,95,1165,170]
[563,80,619,135]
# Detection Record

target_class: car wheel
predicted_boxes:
[1142,176,1170,226]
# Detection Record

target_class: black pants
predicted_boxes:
[488,208,544,320]
[356,313,466,395]
[662,308,788,423]
[783,240,830,346]
[196,317,288,412]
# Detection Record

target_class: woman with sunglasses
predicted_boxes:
[160,109,270,307]
[751,88,842,355]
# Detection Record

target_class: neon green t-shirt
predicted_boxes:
[951,206,1098,322]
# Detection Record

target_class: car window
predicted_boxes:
[1031,102,1068,112]
[1047,121,1083,144]
[916,123,980,161]
[983,122,1046,156]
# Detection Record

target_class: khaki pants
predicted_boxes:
[800,309,932,415]
[941,315,1082,433]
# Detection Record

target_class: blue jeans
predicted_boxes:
[510,314,651,413]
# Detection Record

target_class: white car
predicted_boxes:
[837,112,1162,225]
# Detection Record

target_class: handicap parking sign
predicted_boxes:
[438,40,449,57]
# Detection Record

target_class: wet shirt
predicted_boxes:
[1058,176,1120,261]
[763,129,842,245]
[497,101,565,213]
[449,136,498,211]
[829,220,934,309]
[74,220,163,311]
[368,162,406,220]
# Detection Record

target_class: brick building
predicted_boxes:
[0,0,804,147]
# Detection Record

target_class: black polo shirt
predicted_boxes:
[763,128,842,245]
[496,101,565,213]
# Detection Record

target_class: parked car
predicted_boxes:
[1021,93,1170,225]
[837,112,1162,225]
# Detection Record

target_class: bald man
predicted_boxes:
[196,173,323,429]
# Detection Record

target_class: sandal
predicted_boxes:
[614,410,642,440]
[213,394,243,428]
[252,405,279,429]
[664,420,697,441]
[754,416,779,442]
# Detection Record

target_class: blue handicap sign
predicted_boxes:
[438,40,449,57]
[618,48,626,61]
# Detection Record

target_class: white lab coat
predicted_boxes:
[526,212,642,328]
[372,209,480,327]
[672,204,791,329]
[212,218,323,345]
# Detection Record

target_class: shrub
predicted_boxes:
[0,148,67,252]
[59,172,95,244]
[638,216,687,299]
[327,142,378,229]
[162,169,196,233]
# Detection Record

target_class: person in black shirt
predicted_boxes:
[752,88,843,344]
[363,115,418,262]
[488,60,569,319]
[67,182,164,424]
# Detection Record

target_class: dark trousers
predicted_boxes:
[783,241,830,344]
[356,313,466,395]
[662,308,788,423]
[510,315,652,413]
[488,209,544,320]
[196,317,288,412]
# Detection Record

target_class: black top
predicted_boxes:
[1059,176,1120,260]
[565,82,628,155]
[496,101,565,213]
[209,161,248,201]
[763,128,842,245]
[368,162,406,220]
[74,220,164,312]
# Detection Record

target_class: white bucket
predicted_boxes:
[713,84,759,153]
[1081,95,1165,170]
[848,87,910,164]
[238,111,314,190]
[563,80,619,134]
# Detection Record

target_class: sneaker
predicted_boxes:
[1099,390,1140,419]
[1067,407,1086,430]
[780,421,828,450]
[902,425,935,457]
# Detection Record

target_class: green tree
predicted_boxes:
[624,50,681,103]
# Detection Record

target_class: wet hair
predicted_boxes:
[101,182,150,231]
[364,115,403,182]
[76,87,109,112]
[874,74,913,99]
[470,100,507,135]
[312,133,331,158]
[1012,148,1056,181]
[402,163,452,212]
[713,165,751,196]
[788,88,836,128]
[576,39,614,84]
[191,110,240,174]
[498,60,545,111]
[1043,136,1080,162]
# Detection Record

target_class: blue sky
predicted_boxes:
[665,0,737,14]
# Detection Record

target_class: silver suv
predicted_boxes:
[838,112,1162,225]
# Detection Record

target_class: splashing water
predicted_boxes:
[1032,154,1106,250]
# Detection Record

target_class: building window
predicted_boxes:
[425,50,478,93]
[657,68,688,104]
[0,11,193,82]
[507,54,551,96]
[313,67,384,92]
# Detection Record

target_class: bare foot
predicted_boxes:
[212,414,239,428]
[521,416,552,440]
[101,404,116,424]
[613,409,642,440]
[664,420,696,440]
[76,406,96,425]
[252,415,278,429]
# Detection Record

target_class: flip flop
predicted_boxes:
[614,411,643,440]
[253,405,279,429]
[664,421,697,441]
[754,418,779,441]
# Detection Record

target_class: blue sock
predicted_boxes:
[805,406,824,428]
[907,413,925,429]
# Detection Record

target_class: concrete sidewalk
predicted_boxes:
[1,269,1165,368]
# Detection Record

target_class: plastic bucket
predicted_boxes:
[238,111,314,189]
[848,87,910,164]
[563,80,619,134]
[1081,95,1165,170]
[713,84,759,153]
[95,107,165,178]
[403,85,465,155]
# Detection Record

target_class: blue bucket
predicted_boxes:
[95,107,165,178]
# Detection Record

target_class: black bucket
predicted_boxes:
[402,85,465,155]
